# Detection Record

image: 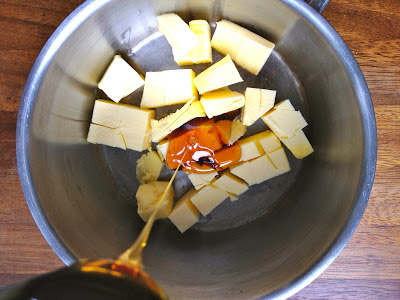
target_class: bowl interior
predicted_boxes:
[21,0,369,298]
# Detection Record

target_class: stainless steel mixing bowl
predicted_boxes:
[16,0,377,298]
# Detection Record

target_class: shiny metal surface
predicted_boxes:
[16,0,377,299]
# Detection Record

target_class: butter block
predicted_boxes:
[281,130,314,159]
[87,124,126,150]
[230,155,277,186]
[190,185,229,216]
[89,100,154,151]
[242,88,276,126]
[274,99,295,111]
[210,21,242,59]
[263,109,307,138]
[98,55,144,103]
[174,20,212,65]
[228,118,247,144]
[156,140,169,161]
[268,147,291,174]
[136,181,175,222]
[258,130,282,154]
[187,171,218,190]
[200,88,245,118]
[211,20,275,75]
[212,170,249,200]
[157,13,198,56]
[151,100,206,142]
[193,55,243,94]
[136,151,164,184]
[262,100,313,159]
[237,130,275,162]
[231,138,290,185]
[141,69,197,108]
[238,138,263,162]
[168,188,200,233]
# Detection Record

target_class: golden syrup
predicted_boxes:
[166,117,241,173]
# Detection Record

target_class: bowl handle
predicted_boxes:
[305,0,330,13]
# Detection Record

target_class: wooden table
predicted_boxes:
[0,0,399,298]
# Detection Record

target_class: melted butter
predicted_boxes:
[166,117,241,173]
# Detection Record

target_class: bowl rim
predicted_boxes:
[16,0,377,299]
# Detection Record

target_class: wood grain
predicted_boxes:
[0,0,399,298]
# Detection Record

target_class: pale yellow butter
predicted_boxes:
[211,20,275,75]
[151,100,206,142]
[136,181,175,222]
[168,188,200,233]
[87,124,126,150]
[268,147,291,174]
[230,155,277,186]
[258,131,282,154]
[228,118,247,145]
[174,20,212,65]
[242,87,276,126]
[187,171,218,190]
[193,55,243,94]
[263,109,307,138]
[238,139,263,162]
[262,99,313,159]
[141,69,197,108]
[190,185,229,216]
[274,99,295,111]
[89,100,154,151]
[281,130,314,159]
[136,151,164,184]
[200,88,245,118]
[212,170,249,200]
[237,130,275,162]
[156,140,169,161]
[98,55,144,103]
[157,13,198,56]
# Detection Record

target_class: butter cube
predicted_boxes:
[230,155,276,186]
[141,69,197,108]
[190,185,229,216]
[136,151,164,184]
[210,21,243,59]
[87,124,126,150]
[136,181,175,222]
[263,109,307,138]
[174,20,212,65]
[193,55,243,94]
[228,118,247,144]
[237,130,274,162]
[168,188,200,233]
[262,100,313,159]
[211,20,275,75]
[231,135,290,185]
[258,131,282,154]
[238,138,263,162]
[242,88,276,126]
[156,140,169,161]
[89,100,154,151]
[200,88,245,118]
[187,171,218,190]
[98,55,144,103]
[274,99,295,111]
[151,100,206,142]
[212,170,249,200]
[157,13,198,56]
[268,148,291,174]
[281,130,314,159]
